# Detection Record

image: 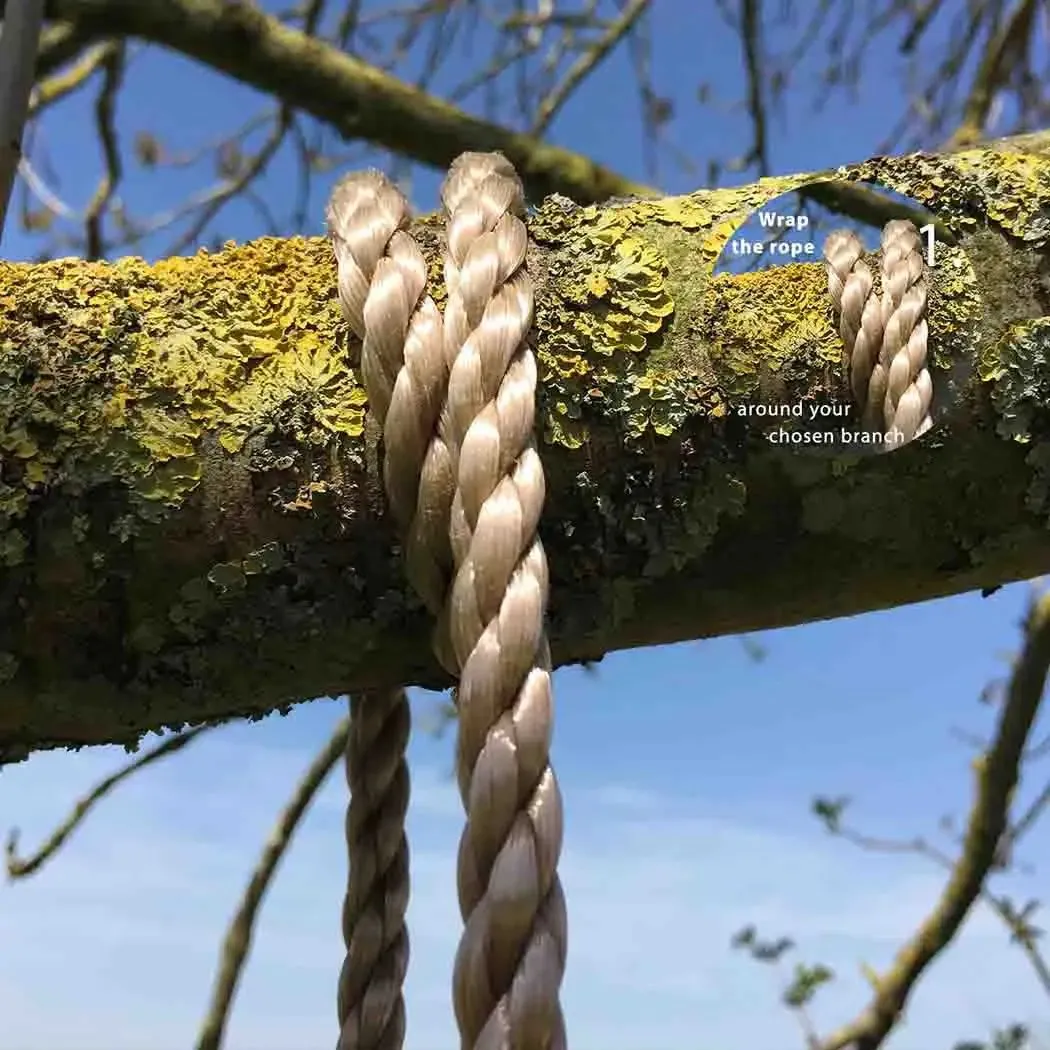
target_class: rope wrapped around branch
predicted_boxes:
[440,152,568,1050]
[327,151,568,1050]
[327,171,454,1050]
[823,218,933,448]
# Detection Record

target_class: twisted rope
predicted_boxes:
[823,218,933,448]
[878,219,933,444]
[439,152,567,1050]
[327,170,457,670]
[822,229,884,433]
[338,689,411,1050]
[327,151,566,1050]
[326,171,457,1050]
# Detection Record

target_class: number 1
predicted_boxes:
[919,223,936,267]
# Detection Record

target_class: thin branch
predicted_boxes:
[738,0,770,176]
[1004,776,1050,852]
[27,39,119,118]
[194,714,350,1050]
[5,724,211,879]
[817,589,1050,1050]
[946,0,1039,148]
[833,824,1050,1000]
[531,0,649,135]
[162,105,291,256]
[33,20,104,79]
[82,41,125,260]
[0,0,46,240]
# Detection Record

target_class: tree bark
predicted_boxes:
[1,132,1048,759]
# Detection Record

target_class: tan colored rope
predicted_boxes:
[822,229,885,433]
[439,151,567,1050]
[878,219,933,444]
[337,689,411,1050]
[327,152,567,1050]
[326,171,457,1050]
[823,218,933,448]
[327,170,457,671]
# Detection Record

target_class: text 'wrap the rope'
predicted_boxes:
[327,152,568,1050]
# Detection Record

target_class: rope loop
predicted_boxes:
[327,171,456,631]
[328,151,568,1050]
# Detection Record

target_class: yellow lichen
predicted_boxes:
[0,236,358,534]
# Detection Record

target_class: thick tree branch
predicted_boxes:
[0,132,1048,757]
[45,0,654,204]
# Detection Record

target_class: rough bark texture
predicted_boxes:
[1,133,1049,759]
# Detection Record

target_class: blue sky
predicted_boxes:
[2,5,1049,1050]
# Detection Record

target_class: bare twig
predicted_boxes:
[531,0,649,134]
[28,40,120,118]
[162,105,292,256]
[5,725,211,879]
[737,0,770,176]
[832,824,1050,1000]
[83,41,125,259]
[817,590,1050,1050]
[194,715,350,1050]
[47,0,652,204]
[946,0,1038,148]
[34,20,105,80]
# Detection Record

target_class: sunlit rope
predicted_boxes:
[823,218,933,448]
[327,151,567,1050]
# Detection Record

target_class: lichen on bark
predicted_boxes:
[0,131,1048,758]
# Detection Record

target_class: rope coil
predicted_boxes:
[328,151,567,1050]
[823,217,933,448]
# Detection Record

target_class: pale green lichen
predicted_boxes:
[532,200,676,446]
[941,150,1050,245]
[981,318,1050,443]
[979,318,1050,522]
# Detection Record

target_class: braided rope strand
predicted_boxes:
[440,151,568,1050]
[878,219,933,445]
[327,172,457,660]
[822,229,884,433]
[823,219,934,448]
[338,690,411,1050]
[327,172,461,1050]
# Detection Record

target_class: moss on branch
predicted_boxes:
[0,133,1049,758]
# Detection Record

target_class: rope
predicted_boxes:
[878,219,933,444]
[439,152,567,1049]
[823,218,933,449]
[337,689,411,1050]
[327,151,567,1050]
[822,229,884,434]
[327,169,457,671]
[326,171,454,1050]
